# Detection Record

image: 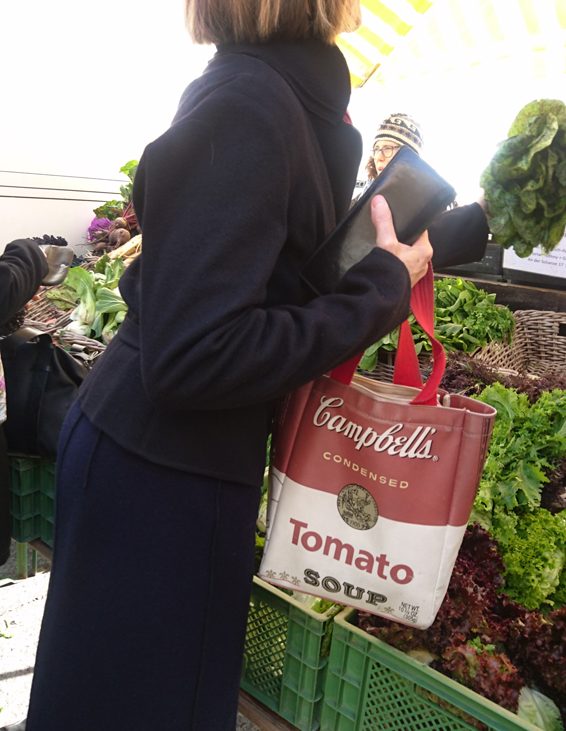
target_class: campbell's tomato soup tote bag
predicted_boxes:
[259,267,496,628]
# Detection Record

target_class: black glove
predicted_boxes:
[31,234,69,247]
[32,237,74,286]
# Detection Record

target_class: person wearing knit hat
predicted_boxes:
[356,110,491,273]
[375,112,423,153]
[367,112,424,178]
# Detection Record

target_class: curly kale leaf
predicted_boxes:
[473,385,566,525]
[497,509,566,610]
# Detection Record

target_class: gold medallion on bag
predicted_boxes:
[337,484,379,530]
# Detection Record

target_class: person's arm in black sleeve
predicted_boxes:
[0,239,48,327]
[429,202,490,269]
[135,81,411,411]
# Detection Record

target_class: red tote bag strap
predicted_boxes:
[330,263,446,406]
[393,319,422,388]
[329,357,359,385]
[393,263,446,405]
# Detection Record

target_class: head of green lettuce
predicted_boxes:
[481,99,566,258]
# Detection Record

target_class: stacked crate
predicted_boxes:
[9,455,56,548]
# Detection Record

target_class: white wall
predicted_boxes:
[0,0,214,251]
[0,170,122,253]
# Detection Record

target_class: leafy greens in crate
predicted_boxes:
[46,255,127,343]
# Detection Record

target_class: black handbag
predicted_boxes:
[301,146,456,295]
[1,326,87,456]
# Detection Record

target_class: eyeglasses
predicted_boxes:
[373,144,401,159]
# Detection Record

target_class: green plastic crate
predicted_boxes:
[40,492,54,521]
[39,461,56,498]
[10,490,39,519]
[10,513,41,543]
[241,577,340,731]
[9,457,41,541]
[9,457,40,496]
[321,609,542,731]
[40,516,54,548]
[9,456,56,543]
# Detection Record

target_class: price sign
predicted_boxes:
[503,230,566,281]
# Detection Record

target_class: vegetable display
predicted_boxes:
[473,384,566,610]
[360,277,514,371]
[46,255,128,344]
[355,356,566,729]
[88,160,140,253]
[357,526,566,729]
[440,351,566,402]
[481,98,566,258]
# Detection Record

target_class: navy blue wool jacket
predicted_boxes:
[79,40,487,486]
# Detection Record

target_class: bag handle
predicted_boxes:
[330,263,446,406]
[0,325,50,353]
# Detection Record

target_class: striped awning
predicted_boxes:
[339,0,566,88]
[337,0,434,87]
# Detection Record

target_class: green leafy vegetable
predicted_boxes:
[499,509,566,610]
[517,687,563,731]
[473,385,566,523]
[68,267,97,326]
[118,159,138,203]
[47,257,128,344]
[361,277,514,371]
[481,99,566,257]
[92,159,139,220]
[472,384,566,609]
[92,200,124,220]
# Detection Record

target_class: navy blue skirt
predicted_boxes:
[27,402,261,731]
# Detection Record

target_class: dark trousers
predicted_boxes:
[26,402,260,731]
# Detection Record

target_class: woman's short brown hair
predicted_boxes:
[185,0,361,45]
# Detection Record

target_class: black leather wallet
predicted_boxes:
[301,146,456,295]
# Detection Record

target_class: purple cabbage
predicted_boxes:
[87,217,112,243]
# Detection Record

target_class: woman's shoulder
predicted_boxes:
[174,53,303,131]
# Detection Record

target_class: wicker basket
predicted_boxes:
[473,309,566,377]
[25,294,73,331]
[363,309,565,383]
[24,256,100,331]
[361,352,432,384]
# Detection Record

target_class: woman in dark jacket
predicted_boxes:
[0,240,48,566]
[26,2,480,730]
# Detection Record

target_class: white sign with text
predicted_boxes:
[502,231,566,280]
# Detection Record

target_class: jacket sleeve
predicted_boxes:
[430,203,490,269]
[132,80,411,411]
[0,239,47,327]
